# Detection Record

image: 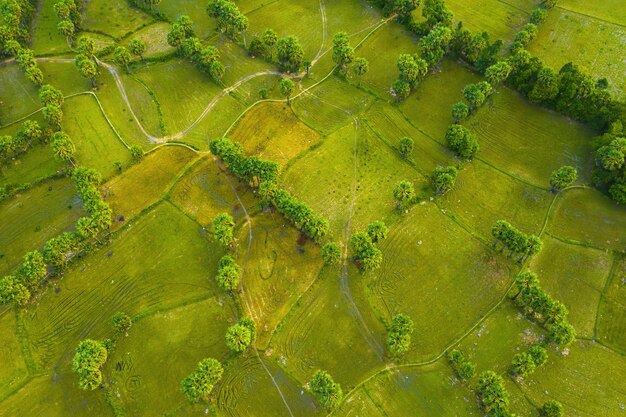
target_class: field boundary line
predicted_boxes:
[555,5,626,29]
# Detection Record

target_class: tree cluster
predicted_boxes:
[216,255,240,291]
[54,0,82,44]
[39,84,65,129]
[128,0,161,13]
[167,16,225,83]
[0,250,46,306]
[541,400,564,417]
[321,242,341,265]
[0,0,33,56]
[446,349,476,380]
[72,339,108,390]
[212,212,235,247]
[309,370,343,411]
[386,313,414,356]
[14,46,45,86]
[409,0,454,35]
[349,221,388,271]
[491,220,542,263]
[431,165,457,195]
[210,138,328,242]
[210,137,279,186]
[507,50,624,134]
[180,358,224,403]
[445,124,479,159]
[510,344,548,378]
[112,312,133,335]
[509,23,537,54]
[592,125,626,203]
[549,166,577,191]
[511,272,576,345]
[225,318,256,352]
[249,30,308,74]
[0,120,45,164]
[391,53,428,101]
[393,179,416,209]
[476,370,513,417]
[74,37,99,87]
[207,0,248,44]
[332,31,354,76]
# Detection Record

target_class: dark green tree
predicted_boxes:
[321,242,341,265]
[309,370,343,411]
[399,137,414,158]
[180,358,223,402]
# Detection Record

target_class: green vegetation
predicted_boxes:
[1,0,625,415]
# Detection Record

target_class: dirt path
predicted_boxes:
[311,0,328,65]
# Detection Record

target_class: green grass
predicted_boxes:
[20,201,219,373]
[271,266,385,388]
[82,0,153,39]
[548,187,626,251]
[230,102,321,167]
[120,74,163,137]
[0,311,29,401]
[438,160,553,237]
[122,22,175,58]
[559,0,626,26]
[364,101,451,173]
[133,58,222,136]
[336,362,479,416]
[528,7,626,99]
[93,66,155,149]
[355,20,420,97]
[0,143,62,188]
[0,178,83,276]
[398,59,482,142]
[596,255,626,353]
[62,94,133,178]
[519,341,626,417]
[214,350,321,416]
[292,76,374,136]
[467,85,595,186]
[183,93,246,149]
[105,297,234,416]
[39,61,93,95]
[0,63,40,125]
[246,0,322,58]
[168,156,256,225]
[444,0,536,41]
[366,202,513,361]
[528,236,612,338]
[30,0,71,55]
[281,122,426,239]
[455,302,545,375]
[158,0,216,39]
[103,145,197,229]
[237,213,323,347]
[0,373,112,416]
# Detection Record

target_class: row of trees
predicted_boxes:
[447,349,476,380]
[0,166,111,306]
[309,370,343,411]
[386,313,414,356]
[511,272,576,345]
[54,0,82,45]
[39,83,65,129]
[167,16,226,83]
[210,137,329,241]
[0,0,33,57]
[212,212,235,247]
[349,221,388,271]
[510,344,548,378]
[491,220,542,263]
